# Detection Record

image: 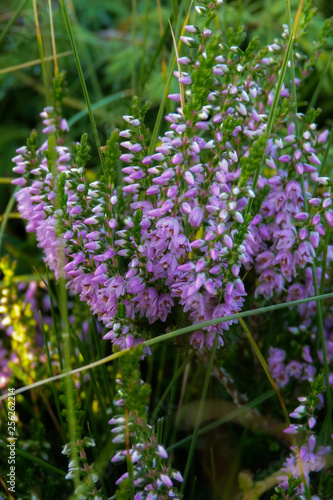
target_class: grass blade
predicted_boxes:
[239,318,289,425]
[181,333,220,493]
[0,51,72,76]
[32,0,48,97]
[139,0,151,90]
[0,0,30,50]
[67,90,130,127]
[247,0,304,211]
[0,439,66,476]
[167,390,275,451]
[39,312,65,438]
[48,0,59,77]
[59,0,105,172]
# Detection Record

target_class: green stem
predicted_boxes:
[162,351,180,444]
[40,312,65,438]
[59,279,80,490]
[239,318,289,426]
[320,228,330,295]
[152,353,193,422]
[131,0,137,95]
[32,0,48,101]
[180,333,219,493]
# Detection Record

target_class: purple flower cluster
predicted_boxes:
[110,415,183,499]
[268,314,333,392]
[109,346,183,499]
[11,1,333,360]
[278,384,331,495]
[268,346,317,388]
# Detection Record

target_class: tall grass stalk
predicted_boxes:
[239,318,289,424]
[247,0,304,213]
[47,0,58,77]
[39,312,65,439]
[59,0,105,173]
[180,332,219,493]
[140,0,151,90]
[32,0,48,100]
[0,51,72,76]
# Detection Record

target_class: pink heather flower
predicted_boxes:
[178,75,192,85]
[188,207,204,227]
[172,153,183,164]
[308,153,321,165]
[43,124,57,134]
[168,93,181,102]
[294,212,309,221]
[129,143,142,152]
[325,211,333,227]
[119,153,134,162]
[318,129,329,143]
[308,417,316,429]
[11,177,27,186]
[299,228,308,240]
[160,474,173,487]
[279,154,291,163]
[295,163,304,174]
[283,424,300,434]
[309,231,319,248]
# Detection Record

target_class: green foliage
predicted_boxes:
[317,17,333,50]
[244,37,260,61]
[117,344,151,417]
[239,133,266,187]
[60,381,84,440]
[102,128,119,188]
[57,172,68,212]
[116,302,127,319]
[299,0,318,32]
[26,129,39,155]
[44,135,59,172]
[227,26,246,48]
[132,95,151,122]
[53,70,68,110]
[74,133,91,169]
[132,208,143,246]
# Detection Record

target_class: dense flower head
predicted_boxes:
[109,346,183,498]
[9,3,333,498]
[11,3,332,358]
[278,377,331,495]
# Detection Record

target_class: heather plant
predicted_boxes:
[1,0,333,499]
